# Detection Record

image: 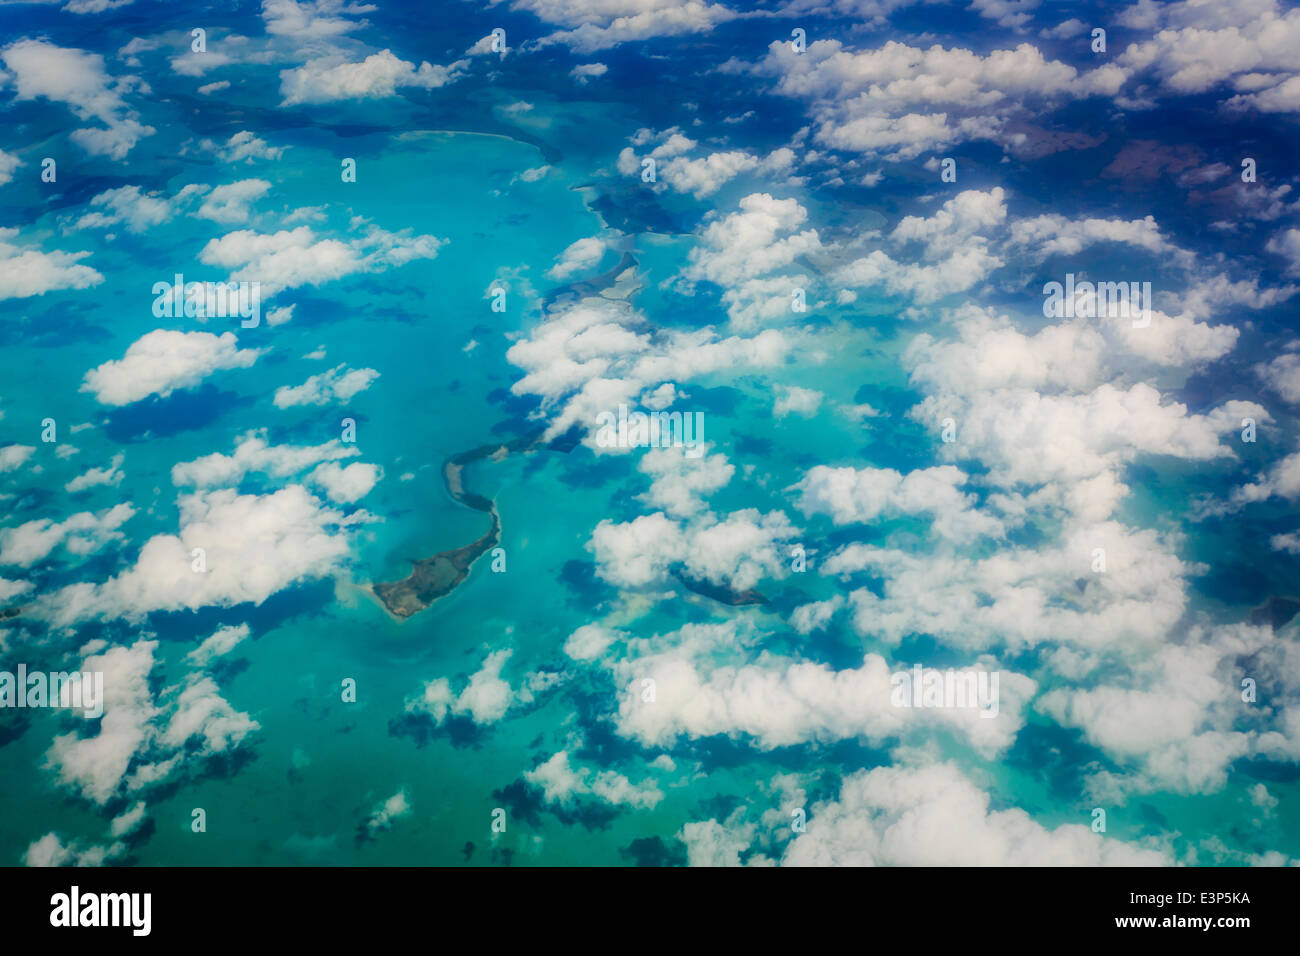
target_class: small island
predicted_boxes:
[372,430,556,619]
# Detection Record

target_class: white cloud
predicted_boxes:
[39,486,365,622]
[24,832,123,867]
[364,789,411,835]
[172,430,358,487]
[81,330,261,406]
[592,507,800,593]
[519,0,740,52]
[638,445,733,517]
[0,444,35,473]
[280,50,467,104]
[263,0,374,38]
[549,236,606,279]
[307,461,382,504]
[405,649,560,726]
[0,149,20,185]
[0,576,34,602]
[0,503,134,568]
[773,385,823,418]
[796,464,1004,543]
[684,192,823,327]
[1120,1,1300,100]
[526,751,663,809]
[777,763,1169,865]
[198,224,444,295]
[46,638,258,805]
[1233,451,1300,505]
[74,184,197,233]
[743,38,1125,161]
[273,363,379,408]
[836,189,1006,304]
[0,39,154,159]
[1257,346,1300,404]
[1267,228,1300,277]
[214,130,286,163]
[506,294,789,445]
[571,62,608,83]
[0,227,102,300]
[196,179,271,224]
[828,520,1203,656]
[581,619,1034,755]
[185,623,251,667]
[564,623,621,661]
[65,453,125,493]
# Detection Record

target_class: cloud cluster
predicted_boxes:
[46,637,258,806]
[81,330,261,406]
[40,486,366,623]
[0,39,154,158]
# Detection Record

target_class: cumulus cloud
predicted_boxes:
[185,623,251,667]
[46,638,258,805]
[589,508,798,593]
[548,236,606,279]
[650,147,797,200]
[796,464,1004,543]
[519,0,740,53]
[683,192,824,327]
[74,184,204,233]
[916,383,1262,503]
[24,832,123,867]
[81,330,261,406]
[827,520,1203,656]
[1121,0,1300,103]
[1041,624,1293,799]
[0,503,134,568]
[571,62,607,83]
[0,149,21,185]
[65,453,125,493]
[307,461,382,504]
[1232,451,1300,505]
[563,623,621,661]
[0,39,154,159]
[212,130,287,163]
[404,649,562,727]
[836,189,1006,304]
[280,50,467,104]
[363,789,411,835]
[262,0,373,38]
[0,228,102,300]
[38,486,365,623]
[198,224,444,295]
[506,294,788,446]
[0,444,36,473]
[740,38,1125,161]
[774,763,1170,865]
[171,430,359,487]
[1256,345,1300,404]
[638,445,734,517]
[525,751,663,810]
[773,385,823,418]
[273,363,379,407]
[573,619,1034,756]
[196,179,271,224]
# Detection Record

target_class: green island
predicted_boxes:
[372,430,555,619]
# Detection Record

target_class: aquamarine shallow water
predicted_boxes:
[2,2,1299,870]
